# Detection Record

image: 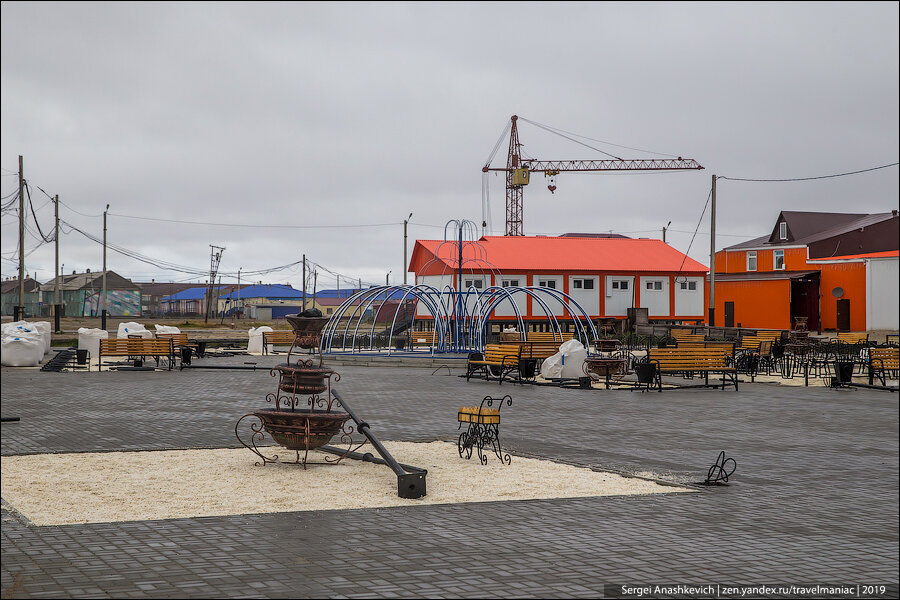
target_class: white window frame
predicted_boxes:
[774,250,785,270]
[747,251,757,272]
[463,279,483,289]
[779,222,787,240]
[645,280,663,291]
[501,279,520,288]
[538,279,556,289]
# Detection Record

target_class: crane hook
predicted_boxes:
[545,169,559,194]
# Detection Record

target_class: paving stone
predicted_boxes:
[1,360,898,598]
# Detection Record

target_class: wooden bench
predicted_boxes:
[835,332,869,345]
[98,338,175,371]
[155,332,196,349]
[868,347,899,387]
[671,329,705,343]
[466,344,523,385]
[527,332,574,343]
[262,330,297,354]
[155,332,200,365]
[676,340,736,356]
[647,347,738,391]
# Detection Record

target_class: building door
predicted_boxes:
[836,299,851,331]
[724,302,735,328]
[790,278,820,332]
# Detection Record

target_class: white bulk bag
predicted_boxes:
[78,327,109,360]
[33,321,52,354]
[248,326,273,355]
[154,324,181,334]
[117,322,152,339]
[1,320,34,336]
[539,351,564,379]
[558,339,588,379]
[1,331,44,366]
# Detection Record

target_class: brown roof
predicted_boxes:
[1,278,40,294]
[726,211,896,250]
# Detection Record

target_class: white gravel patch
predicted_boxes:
[1,442,692,526]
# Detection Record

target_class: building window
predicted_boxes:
[679,281,697,291]
[326,308,333,315]
[538,279,556,289]
[501,279,519,287]
[611,280,629,290]
[774,250,785,270]
[645,281,663,291]
[779,222,787,240]
[747,251,757,271]
[463,279,483,289]
[573,278,594,290]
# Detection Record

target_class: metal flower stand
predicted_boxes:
[457,395,512,465]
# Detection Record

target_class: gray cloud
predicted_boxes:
[3,2,897,289]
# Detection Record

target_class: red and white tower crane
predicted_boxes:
[482,115,704,236]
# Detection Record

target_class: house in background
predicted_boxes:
[134,281,205,317]
[217,284,304,318]
[409,235,708,331]
[712,210,899,331]
[1,277,41,316]
[39,270,141,317]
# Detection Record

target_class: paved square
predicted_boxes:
[2,355,898,598]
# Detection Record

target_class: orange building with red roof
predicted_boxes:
[408,235,709,326]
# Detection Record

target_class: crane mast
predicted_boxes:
[482,115,704,236]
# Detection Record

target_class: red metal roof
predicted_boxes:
[807,250,899,261]
[411,236,708,273]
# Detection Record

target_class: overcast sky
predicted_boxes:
[2,2,898,290]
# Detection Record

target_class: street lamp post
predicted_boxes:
[102,204,109,330]
[403,213,413,285]
[386,271,391,286]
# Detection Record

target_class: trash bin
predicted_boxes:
[76,349,88,365]
[634,362,657,384]
[181,346,192,365]
[834,361,854,384]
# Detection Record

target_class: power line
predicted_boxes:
[718,162,899,183]
[107,212,402,229]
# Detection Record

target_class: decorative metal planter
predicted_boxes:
[457,395,512,465]
[254,408,351,451]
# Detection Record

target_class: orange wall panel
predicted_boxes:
[708,280,791,329]
[818,263,867,331]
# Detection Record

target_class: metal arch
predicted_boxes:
[529,286,599,344]
[472,286,598,350]
[472,286,528,349]
[475,286,563,346]
[322,284,451,355]
[384,285,447,357]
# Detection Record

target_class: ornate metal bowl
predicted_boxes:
[275,363,335,395]
[254,408,350,451]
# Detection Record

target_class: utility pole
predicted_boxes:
[709,175,717,328]
[102,204,109,330]
[312,270,317,312]
[204,245,225,323]
[403,213,413,285]
[386,271,391,286]
[54,195,61,332]
[301,254,307,311]
[237,267,241,318]
[16,155,24,321]
[662,220,671,244]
